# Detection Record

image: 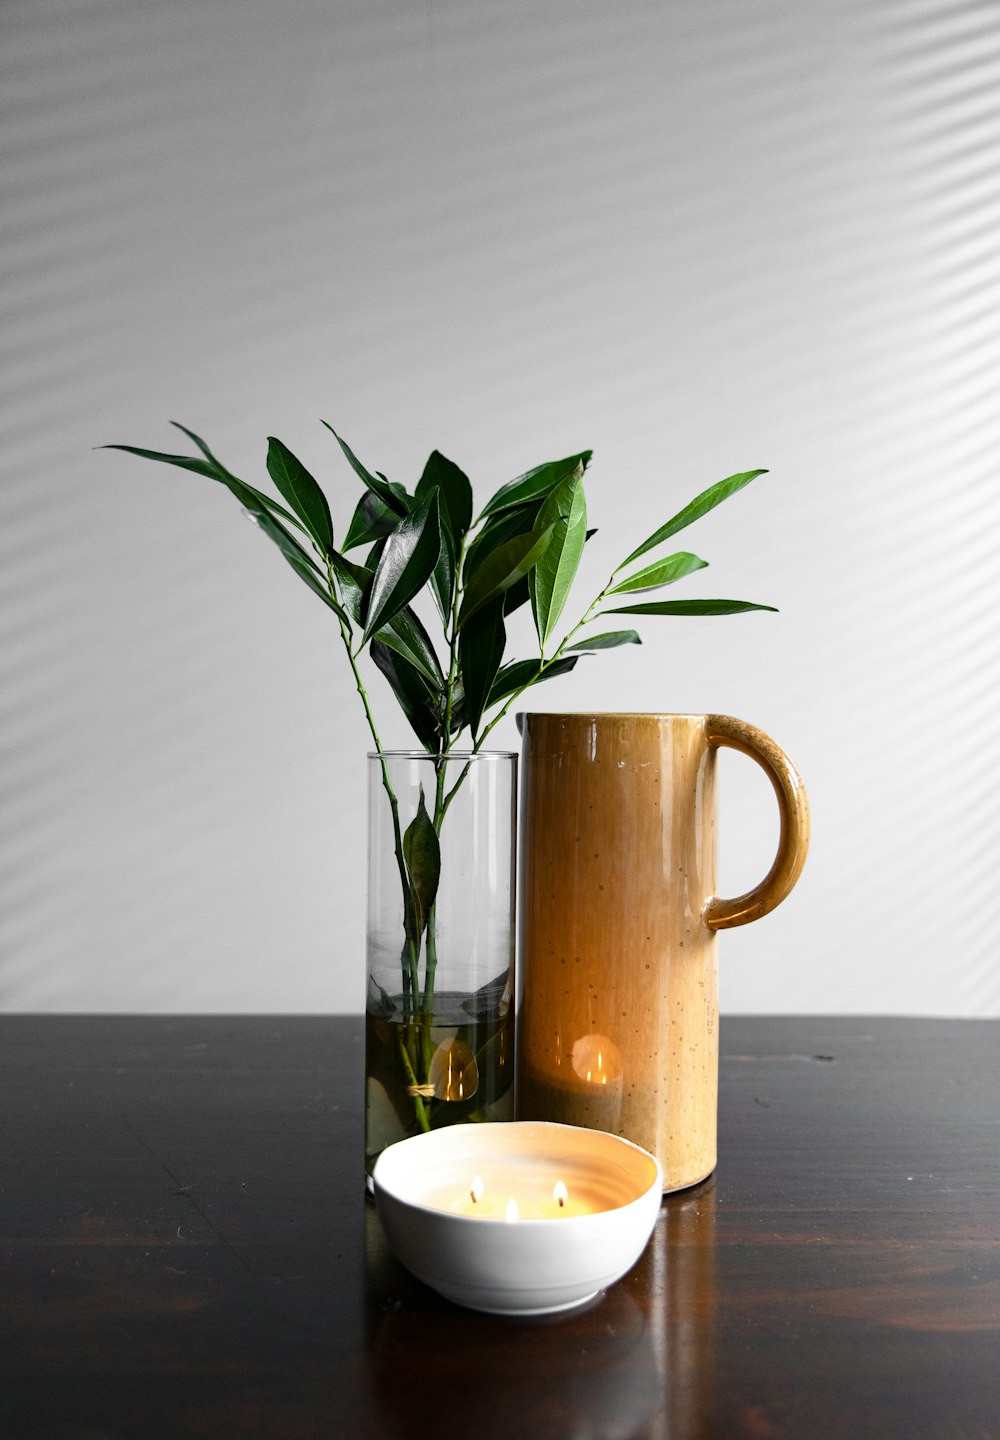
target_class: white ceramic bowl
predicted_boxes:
[372,1121,663,1316]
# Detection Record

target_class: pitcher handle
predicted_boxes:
[703,714,810,931]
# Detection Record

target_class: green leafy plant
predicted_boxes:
[107,422,775,1144]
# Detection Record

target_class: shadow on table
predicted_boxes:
[362,1178,718,1440]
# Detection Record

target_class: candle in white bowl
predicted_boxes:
[420,1169,596,1219]
[372,1120,662,1315]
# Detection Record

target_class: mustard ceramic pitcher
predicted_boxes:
[516,713,810,1192]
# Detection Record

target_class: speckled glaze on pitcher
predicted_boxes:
[516,713,809,1192]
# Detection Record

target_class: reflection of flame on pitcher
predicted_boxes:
[427,1039,479,1101]
[516,1032,624,1131]
[571,1034,622,1086]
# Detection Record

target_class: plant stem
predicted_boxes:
[420,533,469,1050]
[440,540,467,750]
[326,562,415,1000]
[327,558,434,1132]
[437,577,614,822]
[397,1031,430,1132]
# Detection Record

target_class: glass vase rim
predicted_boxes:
[366,748,517,761]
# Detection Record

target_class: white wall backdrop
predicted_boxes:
[2,0,998,1014]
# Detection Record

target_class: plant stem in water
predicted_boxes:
[396,1030,430,1132]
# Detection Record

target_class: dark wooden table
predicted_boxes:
[1,1017,997,1439]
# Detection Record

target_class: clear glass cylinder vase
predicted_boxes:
[365,750,517,1185]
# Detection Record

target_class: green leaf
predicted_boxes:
[379,606,444,688]
[402,787,441,938]
[328,549,371,623]
[283,554,352,622]
[606,551,708,596]
[166,421,255,497]
[252,508,322,574]
[620,469,767,568]
[480,452,591,518]
[376,469,413,511]
[334,557,445,691]
[244,485,308,531]
[456,526,554,630]
[416,454,473,626]
[463,502,539,583]
[322,422,409,516]
[103,442,219,480]
[566,630,642,651]
[168,420,232,470]
[266,437,334,553]
[253,512,350,623]
[446,674,468,735]
[106,436,309,536]
[428,523,455,625]
[604,599,778,617]
[459,599,506,738]
[529,473,588,647]
[169,424,308,533]
[370,640,441,752]
[486,654,579,707]
[362,489,443,644]
[502,576,531,618]
[107,443,261,514]
[343,489,400,551]
[417,451,473,541]
[365,536,387,572]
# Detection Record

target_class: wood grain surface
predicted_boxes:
[1,1016,997,1439]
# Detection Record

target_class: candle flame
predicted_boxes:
[469,1176,484,1205]
[553,1180,568,1209]
[505,1196,519,1224]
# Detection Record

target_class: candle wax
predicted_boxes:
[419,1178,598,1219]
